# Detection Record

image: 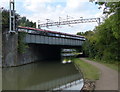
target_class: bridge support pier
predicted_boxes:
[2,28,18,67]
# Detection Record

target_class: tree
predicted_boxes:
[2,8,36,28]
[18,16,36,28]
[77,32,84,36]
[78,1,120,61]
[2,9,9,28]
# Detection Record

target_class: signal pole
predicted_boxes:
[9,0,16,33]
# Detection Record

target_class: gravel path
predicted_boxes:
[80,58,118,90]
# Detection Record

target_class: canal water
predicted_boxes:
[2,60,83,90]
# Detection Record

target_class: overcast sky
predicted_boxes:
[1,0,104,34]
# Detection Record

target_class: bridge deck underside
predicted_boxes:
[25,34,84,46]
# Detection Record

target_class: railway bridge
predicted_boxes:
[2,27,85,67]
[18,27,85,47]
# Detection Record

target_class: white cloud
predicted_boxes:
[66,0,82,9]
[0,0,9,8]
[1,0,103,34]
[24,0,102,34]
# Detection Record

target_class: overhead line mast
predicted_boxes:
[9,0,16,33]
[38,17,101,28]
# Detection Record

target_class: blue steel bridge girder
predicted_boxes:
[24,34,84,47]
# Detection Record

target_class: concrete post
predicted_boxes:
[0,10,2,67]
[0,8,2,91]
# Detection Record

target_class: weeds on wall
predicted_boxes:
[18,32,28,53]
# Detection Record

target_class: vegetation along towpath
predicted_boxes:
[80,58,118,90]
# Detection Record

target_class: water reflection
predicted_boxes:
[3,60,83,90]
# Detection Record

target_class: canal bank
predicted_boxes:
[73,58,100,91]
[74,58,118,90]
[80,58,118,90]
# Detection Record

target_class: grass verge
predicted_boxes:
[87,58,119,72]
[73,58,100,80]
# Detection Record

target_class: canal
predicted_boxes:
[2,60,83,90]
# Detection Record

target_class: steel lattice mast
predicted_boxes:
[38,18,100,28]
[9,0,16,33]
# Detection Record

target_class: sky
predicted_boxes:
[0,0,104,34]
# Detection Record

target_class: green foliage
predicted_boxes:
[77,31,97,58]
[2,9,9,28]
[73,58,100,80]
[77,2,120,62]
[18,32,28,53]
[90,1,120,15]
[76,32,85,36]
[83,13,120,61]
[18,17,36,28]
[88,58,119,71]
[2,8,36,28]
[2,8,36,53]
[98,2,120,15]
[77,30,94,37]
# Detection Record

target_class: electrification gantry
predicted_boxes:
[38,18,101,28]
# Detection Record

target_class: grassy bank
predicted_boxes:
[73,58,100,80]
[87,58,119,72]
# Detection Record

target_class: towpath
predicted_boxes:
[80,58,118,90]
